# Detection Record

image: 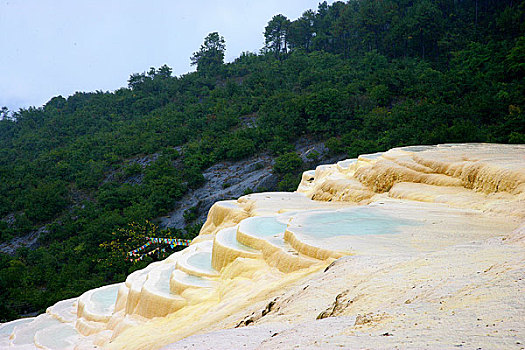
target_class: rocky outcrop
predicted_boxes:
[0,225,47,255]
[159,154,276,230]
[159,138,336,230]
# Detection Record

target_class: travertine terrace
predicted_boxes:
[1,143,524,349]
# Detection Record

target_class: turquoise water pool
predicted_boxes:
[297,208,418,239]
[172,270,215,288]
[187,252,216,273]
[399,145,435,153]
[35,323,78,349]
[239,217,287,237]
[154,266,175,294]
[0,318,33,337]
[337,159,357,169]
[90,284,119,314]
[359,152,383,160]
[218,228,258,252]
[12,315,60,345]
[217,201,239,208]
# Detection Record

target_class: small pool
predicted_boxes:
[0,318,33,337]
[186,252,216,274]
[399,145,435,153]
[217,227,258,252]
[239,217,287,238]
[153,266,175,295]
[35,323,78,349]
[295,207,418,239]
[12,315,60,345]
[90,284,119,315]
[216,201,239,208]
[359,152,383,160]
[172,270,215,288]
[337,159,357,169]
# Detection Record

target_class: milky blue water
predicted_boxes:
[172,270,215,288]
[187,252,216,273]
[35,323,78,348]
[239,217,287,237]
[399,145,435,153]
[337,159,357,169]
[359,152,383,160]
[90,284,119,314]
[217,201,239,208]
[297,207,418,239]
[154,266,174,294]
[218,228,258,252]
[0,318,33,337]
[12,315,60,345]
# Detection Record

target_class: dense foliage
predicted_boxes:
[1,0,523,321]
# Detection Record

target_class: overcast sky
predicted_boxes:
[0,0,336,113]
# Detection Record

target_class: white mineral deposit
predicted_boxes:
[1,143,524,350]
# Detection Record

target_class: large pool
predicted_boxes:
[295,207,418,239]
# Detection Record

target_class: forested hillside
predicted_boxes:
[1,0,523,321]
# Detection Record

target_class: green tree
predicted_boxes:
[191,32,226,75]
[288,10,316,52]
[1,106,11,120]
[264,14,291,56]
[128,72,147,90]
[404,0,443,58]
[273,152,303,175]
[156,64,173,79]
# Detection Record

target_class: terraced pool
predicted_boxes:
[0,318,33,338]
[187,252,216,274]
[153,266,175,295]
[90,284,119,314]
[217,227,259,252]
[295,207,418,239]
[239,216,287,237]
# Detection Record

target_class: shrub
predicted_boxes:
[273,152,303,175]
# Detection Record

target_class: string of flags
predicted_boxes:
[126,247,164,262]
[126,237,192,262]
[145,237,191,248]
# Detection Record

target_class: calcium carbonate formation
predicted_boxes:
[1,144,524,350]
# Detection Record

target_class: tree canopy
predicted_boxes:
[191,32,226,74]
[264,14,291,56]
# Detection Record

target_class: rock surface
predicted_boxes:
[159,139,336,230]
[159,154,276,230]
[0,226,47,255]
[1,143,523,350]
